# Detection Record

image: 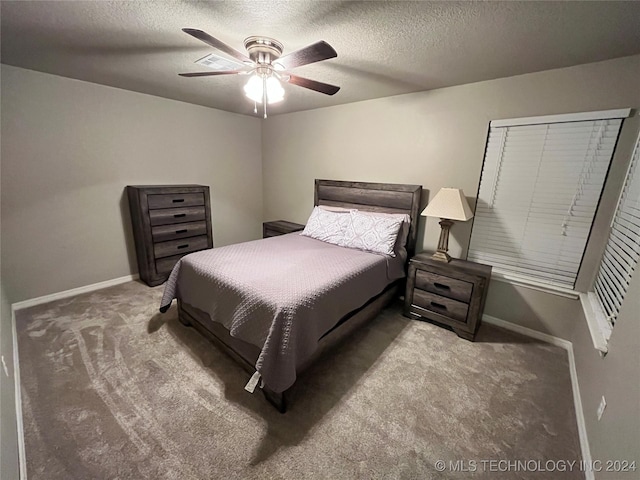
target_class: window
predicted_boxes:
[586,130,640,348]
[468,109,630,292]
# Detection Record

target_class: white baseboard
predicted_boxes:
[12,274,139,311]
[12,308,27,479]
[482,314,572,349]
[482,314,593,480]
[566,344,594,480]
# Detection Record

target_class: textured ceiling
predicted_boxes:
[2,1,640,117]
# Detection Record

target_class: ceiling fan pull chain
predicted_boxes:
[263,75,268,119]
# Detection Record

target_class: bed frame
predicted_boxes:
[177,179,422,412]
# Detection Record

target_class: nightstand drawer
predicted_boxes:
[264,228,282,238]
[153,235,209,259]
[263,220,305,238]
[412,289,469,323]
[151,221,208,243]
[149,206,206,226]
[264,228,301,238]
[148,193,204,209]
[415,270,473,304]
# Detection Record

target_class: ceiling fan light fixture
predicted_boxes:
[243,74,284,104]
[243,74,263,103]
[266,76,284,103]
[180,29,339,116]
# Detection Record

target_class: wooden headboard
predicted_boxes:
[314,179,423,259]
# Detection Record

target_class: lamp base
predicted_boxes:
[431,218,454,263]
[431,250,452,263]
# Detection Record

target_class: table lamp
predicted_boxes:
[421,188,474,262]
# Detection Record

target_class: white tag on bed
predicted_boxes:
[244,371,261,393]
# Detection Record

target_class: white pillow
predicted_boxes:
[301,206,351,245]
[340,210,403,256]
[356,211,411,251]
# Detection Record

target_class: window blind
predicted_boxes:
[594,132,640,326]
[468,116,625,289]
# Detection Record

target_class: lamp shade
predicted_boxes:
[421,188,474,221]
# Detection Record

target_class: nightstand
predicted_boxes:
[403,253,492,341]
[263,220,305,238]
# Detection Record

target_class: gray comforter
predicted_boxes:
[160,233,404,393]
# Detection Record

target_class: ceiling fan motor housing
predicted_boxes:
[244,36,284,65]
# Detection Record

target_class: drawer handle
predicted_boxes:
[430,301,447,310]
[175,229,188,234]
[433,282,451,291]
[172,198,185,203]
[177,244,189,250]
[174,213,186,218]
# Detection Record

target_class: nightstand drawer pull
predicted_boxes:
[430,301,447,310]
[172,198,185,203]
[175,229,188,234]
[177,244,189,249]
[174,213,186,218]
[433,282,450,291]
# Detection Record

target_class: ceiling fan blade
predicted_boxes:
[182,28,252,64]
[275,41,337,70]
[179,71,244,77]
[286,74,340,95]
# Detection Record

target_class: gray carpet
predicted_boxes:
[16,280,582,479]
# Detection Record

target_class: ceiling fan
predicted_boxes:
[179,28,340,118]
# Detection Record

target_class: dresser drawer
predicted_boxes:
[412,289,469,323]
[155,254,183,275]
[415,270,473,304]
[149,206,206,226]
[151,221,208,243]
[148,193,204,210]
[153,235,209,259]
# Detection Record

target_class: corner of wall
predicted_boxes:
[1,283,21,479]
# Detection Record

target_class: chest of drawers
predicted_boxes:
[127,185,213,286]
[403,253,491,341]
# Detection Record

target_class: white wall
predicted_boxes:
[1,65,263,303]
[261,55,640,475]
[262,54,640,340]
[1,202,19,479]
[2,57,639,478]
[1,286,19,480]
[572,273,640,479]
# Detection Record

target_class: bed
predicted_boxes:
[159,179,422,412]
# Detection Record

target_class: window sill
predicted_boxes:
[579,293,611,355]
[491,273,580,300]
